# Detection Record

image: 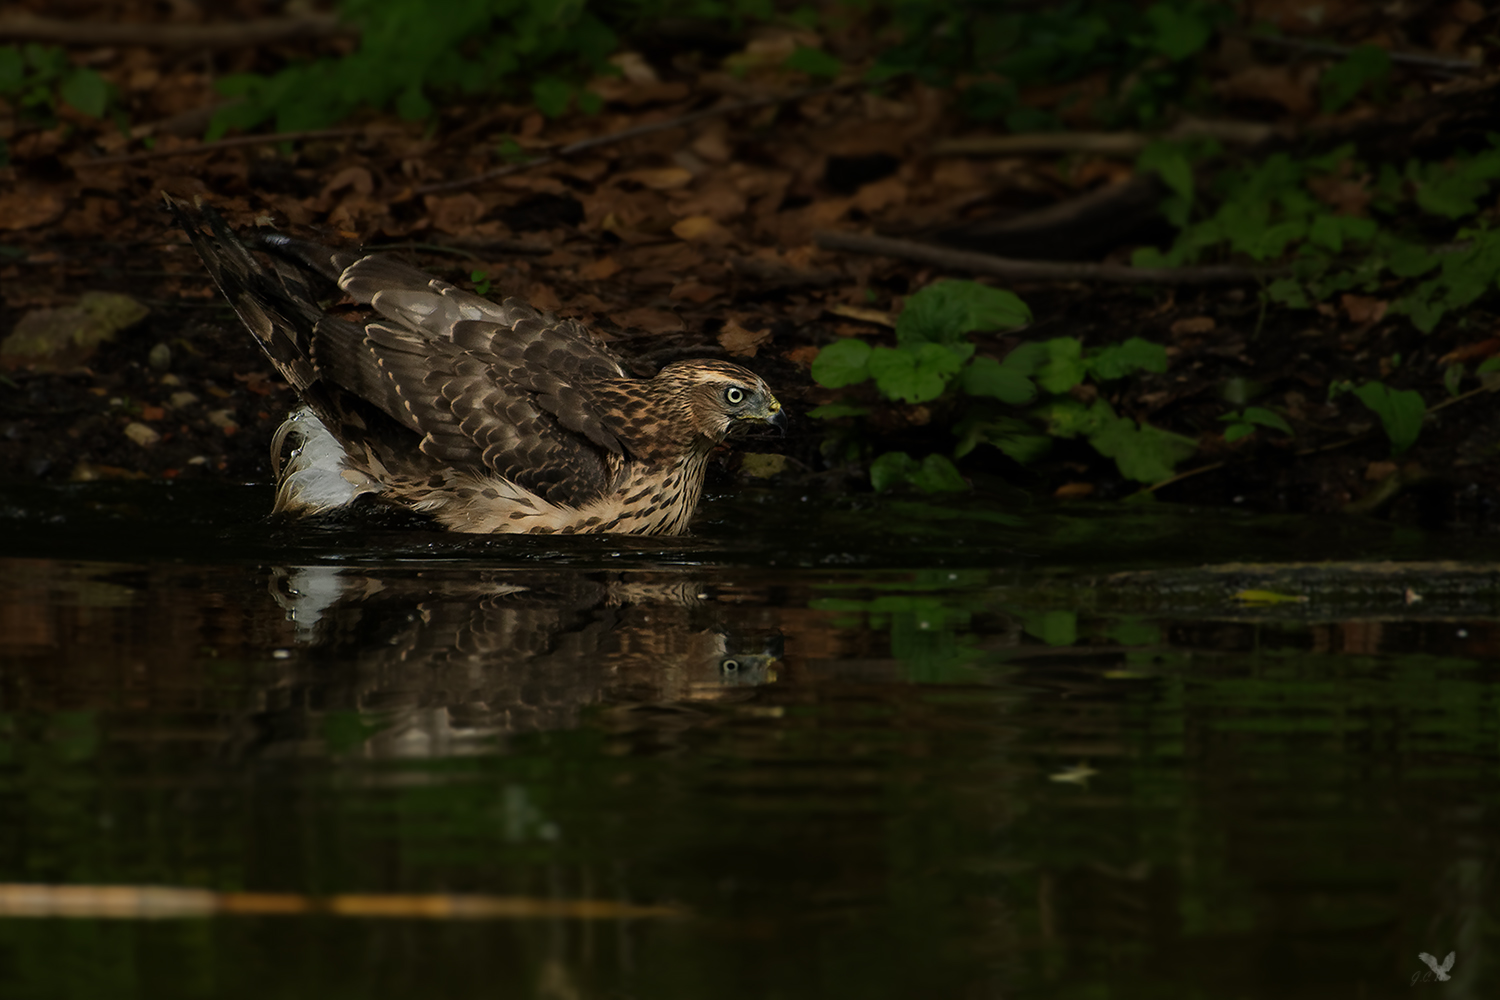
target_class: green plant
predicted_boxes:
[1137,139,1500,334]
[881,0,1225,127]
[208,0,623,137]
[1320,44,1391,113]
[0,44,115,163]
[1220,407,1293,443]
[813,280,1193,491]
[1330,380,1425,456]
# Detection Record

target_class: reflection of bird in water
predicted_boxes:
[253,565,780,757]
[167,197,785,534]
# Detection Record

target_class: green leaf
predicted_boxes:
[961,356,1037,404]
[807,403,870,419]
[1385,239,1440,278]
[1320,44,1390,113]
[1241,406,1293,434]
[394,84,431,121]
[1088,415,1199,483]
[1349,382,1425,456]
[0,46,24,92]
[1478,357,1500,375]
[1266,277,1310,308]
[1223,422,1256,443]
[868,342,971,403]
[1089,338,1168,380]
[1444,363,1465,396]
[1035,338,1087,394]
[59,67,108,117]
[954,412,1051,462]
[909,453,968,493]
[1137,140,1194,226]
[896,280,1030,346]
[532,77,573,118]
[1036,396,1113,439]
[577,89,604,115]
[811,338,873,388]
[870,451,966,493]
[1000,341,1049,378]
[785,46,843,79]
[1024,609,1078,647]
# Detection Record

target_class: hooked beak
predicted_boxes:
[762,397,788,436]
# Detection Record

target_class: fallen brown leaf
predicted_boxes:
[670,280,724,304]
[1215,64,1317,116]
[852,176,907,214]
[826,303,895,327]
[0,187,67,230]
[782,345,820,368]
[1170,316,1216,336]
[620,167,694,191]
[1054,482,1095,500]
[1340,294,1387,324]
[1438,338,1500,365]
[616,307,684,335]
[671,215,734,243]
[579,256,622,280]
[717,319,772,357]
[424,193,487,235]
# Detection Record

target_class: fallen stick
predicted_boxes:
[73,127,376,167]
[933,119,1274,158]
[0,883,686,920]
[415,79,865,196]
[1226,29,1481,75]
[814,231,1276,285]
[0,12,355,48]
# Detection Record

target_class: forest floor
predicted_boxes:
[3,0,1500,526]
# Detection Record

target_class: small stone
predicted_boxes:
[123,421,160,447]
[148,343,172,370]
[159,373,183,387]
[738,453,788,478]
[0,292,149,371]
[169,391,200,409]
[206,409,239,432]
[186,455,208,466]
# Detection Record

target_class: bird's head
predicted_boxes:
[659,359,786,444]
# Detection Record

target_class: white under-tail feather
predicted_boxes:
[270,407,383,515]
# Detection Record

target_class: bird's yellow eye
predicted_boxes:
[724,386,746,405]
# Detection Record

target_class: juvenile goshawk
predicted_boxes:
[167,197,785,534]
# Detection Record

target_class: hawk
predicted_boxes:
[166,197,785,534]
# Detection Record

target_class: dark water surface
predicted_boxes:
[2,482,1499,998]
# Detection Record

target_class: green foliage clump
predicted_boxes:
[1220,407,1292,443]
[813,280,1191,492]
[879,0,1226,128]
[209,0,624,137]
[1136,139,1500,334]
[0,44,115,164]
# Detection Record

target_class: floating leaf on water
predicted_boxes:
[1233,589,1309,605]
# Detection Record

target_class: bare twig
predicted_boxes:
[1136,461,1226,496]
[814,231,1278,285]
[415,79,865,196]
[933,119,1274,158]
[0,13,356,48]
[73,127,376,167]
[1424,378,1500,415]
[1226,29,1482,75]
